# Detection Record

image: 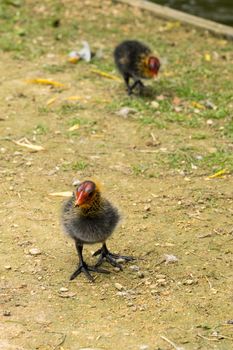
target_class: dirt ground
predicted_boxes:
[0,1,233,349]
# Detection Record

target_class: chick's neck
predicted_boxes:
[75,190,103,217]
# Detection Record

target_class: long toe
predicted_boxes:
[106,255,123,270]
[92,247,103,257]
[69,266,83,281]
[69,264,94,282]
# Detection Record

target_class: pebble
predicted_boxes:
[3,311,11,316]
[151,101,159,109]
[206,119,213,126]
[144,205,151,212]
[114,283,124,291]
[60,287,69,292]
[139,345,149,350]
[114,267,121,272]
[116,107,137,118]
[59,291,77,298]
[156,274,166,279]
[129,265,139,272]
[137,271,145,279]
[29,248,41,256]
[4,265,11,270]
[183,279,196,285]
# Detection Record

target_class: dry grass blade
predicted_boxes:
[49,191,72,197]
[12,137,45,152]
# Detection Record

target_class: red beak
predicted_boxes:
[74,191,86,207]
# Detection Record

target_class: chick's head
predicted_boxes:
[148,56,160,77]
[74,180,99,209]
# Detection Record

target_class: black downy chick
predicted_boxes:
[61,180,134,281]
[114,40,160,95]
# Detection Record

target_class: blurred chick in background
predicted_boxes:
[114,40,160,95]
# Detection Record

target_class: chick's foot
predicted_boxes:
[93,243,135,270]
[70,261,110,282]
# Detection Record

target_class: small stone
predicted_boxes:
[139,345,149,350]
[157,279,167,286]
[144,205,151,212]
[127,302,134,307]
[164,254,179,264]
[137,271,145,279]
[151,101,159,109]
[29,248,41,256]
[150,289,158,295]
[184,279,195,285]
[116,258,125,263]
[129,265,139,272]
[116,291,128,297]
[4,265,11,270]
[114,267,121,272]
[114,283,124,291]
[156,274,166,279]
[59,291,77,298]
[206,119,213,126]
[116,107,137,118]
[3,311,11,316]
[205,100,217,110]
[59,287,69,292]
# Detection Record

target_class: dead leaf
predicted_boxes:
[26,78,65,88]
[208,169,228,179]
[46,97,58,106]
[68,124,80,132]
[172,96,181,106]
[191,101,205,110]
[204,53,211,62]
[91,69,121,82]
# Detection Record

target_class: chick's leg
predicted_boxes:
[130,79,144,94]
[93,243,135,270]
[123,73,132,95]
[70,241,110,282]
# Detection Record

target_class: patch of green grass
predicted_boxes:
[38,106,50,115]
[131,163,149,176]
[139,115,167,129]
[72,160,88,171]
[34,124,48,135]
[201,108,229,120]
[58,103,82,116]
[223,120,233,139]
[192,133,207,140]
[166,152,195,170]
[201,150,233,171]
[67,117,89,126]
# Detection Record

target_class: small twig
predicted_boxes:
[160,335,185,350]
[198,232,213,239]
[187,213,206,221]
[205,276,213,289]
[197,334,219,342]
[154,258,166,267]
[150,132,156,141]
